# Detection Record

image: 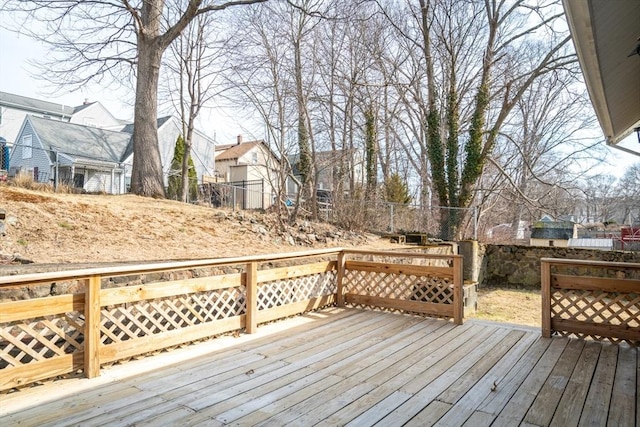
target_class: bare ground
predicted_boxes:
[0,185,395,266]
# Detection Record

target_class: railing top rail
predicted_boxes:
[343,249,462,259]
[0,247,344,288]
[0,247,457,288]
[540,257,640,269]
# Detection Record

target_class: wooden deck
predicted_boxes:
[1,308,637,426]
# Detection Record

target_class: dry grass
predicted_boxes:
[10,173,77,193]
[471,287,541,327]
[10,172,53,192]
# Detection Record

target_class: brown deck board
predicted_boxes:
[550,341,602,427]
[578,343,618,426]
[608,345,637,427]
[1,308,638,426]
[490,337,570,426]
[524,338,586,426]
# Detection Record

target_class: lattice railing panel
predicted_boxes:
[343,270,453,304]
[100,287,245,345]
[0,313,84,369]
[551,290,640,333]
[257,271,336,310]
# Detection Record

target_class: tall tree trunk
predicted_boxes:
[365,105,377,199]
[131,35,165,198]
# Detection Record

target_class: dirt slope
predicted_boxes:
[0,186,393,267]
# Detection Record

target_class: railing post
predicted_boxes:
[453,256,463,325]
[84,275,101,378]
[245,261,258,333]
[336,252,346,307]
[541,260,551,338]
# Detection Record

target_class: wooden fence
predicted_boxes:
[541,258,640,343]
[0,248,463,391]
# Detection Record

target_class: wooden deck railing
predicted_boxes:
[339,250,463,323]
[0,248,463,391]
[541,258,640,343]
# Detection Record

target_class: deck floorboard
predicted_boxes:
[1,308,637,426]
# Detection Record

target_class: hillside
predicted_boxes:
[0,186,393,268]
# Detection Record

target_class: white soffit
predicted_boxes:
[563,0,640,144]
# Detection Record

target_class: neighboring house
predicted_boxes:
[0,91,130,146]
[0,91,75,147]
[289,148,364,199]
[120,116,216,189]
[11,115,130,193]
[213,136,297,209]
[485,221,529,242]
[529,215,578,247]
[69,101,128,130]
[10,114,216,194]
[4,92,217,193]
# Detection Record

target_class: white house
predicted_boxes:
[120,116,216,190]
[212,136,299,209]
[0,91,75,147]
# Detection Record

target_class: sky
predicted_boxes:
[0,29,248,146]
[1,27,638,178]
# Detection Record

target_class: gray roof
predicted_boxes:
[530,227,574,240]
[29,115,132,164]
[119,116,173,161]
[120,116,172,134]
[72,102,96,114]
[0,91,76,117]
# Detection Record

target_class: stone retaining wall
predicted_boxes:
[480,244,640,289]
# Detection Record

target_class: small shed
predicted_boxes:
[529,216,578,247]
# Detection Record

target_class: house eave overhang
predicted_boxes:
[562,0,640,146]
[68,157,123,169]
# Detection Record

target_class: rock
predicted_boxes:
[5,216,18,226]
[258,226,268,235]
[286,235,296,246]
[0,221,4,236]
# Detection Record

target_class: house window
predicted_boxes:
[549,240,554,247]
[251,152,258,164]
[22,135,32,159]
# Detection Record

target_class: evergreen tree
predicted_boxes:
[384,174,412,205]
[167,135,197,201]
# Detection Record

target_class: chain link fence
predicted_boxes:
[199,180,272,210]
[197,182,477,241]
[329,199,477,241]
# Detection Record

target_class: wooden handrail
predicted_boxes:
[0,247,344,288]
[540,257,640,269]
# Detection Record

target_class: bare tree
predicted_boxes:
[161,13,227,202]
[2,0,266,198]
